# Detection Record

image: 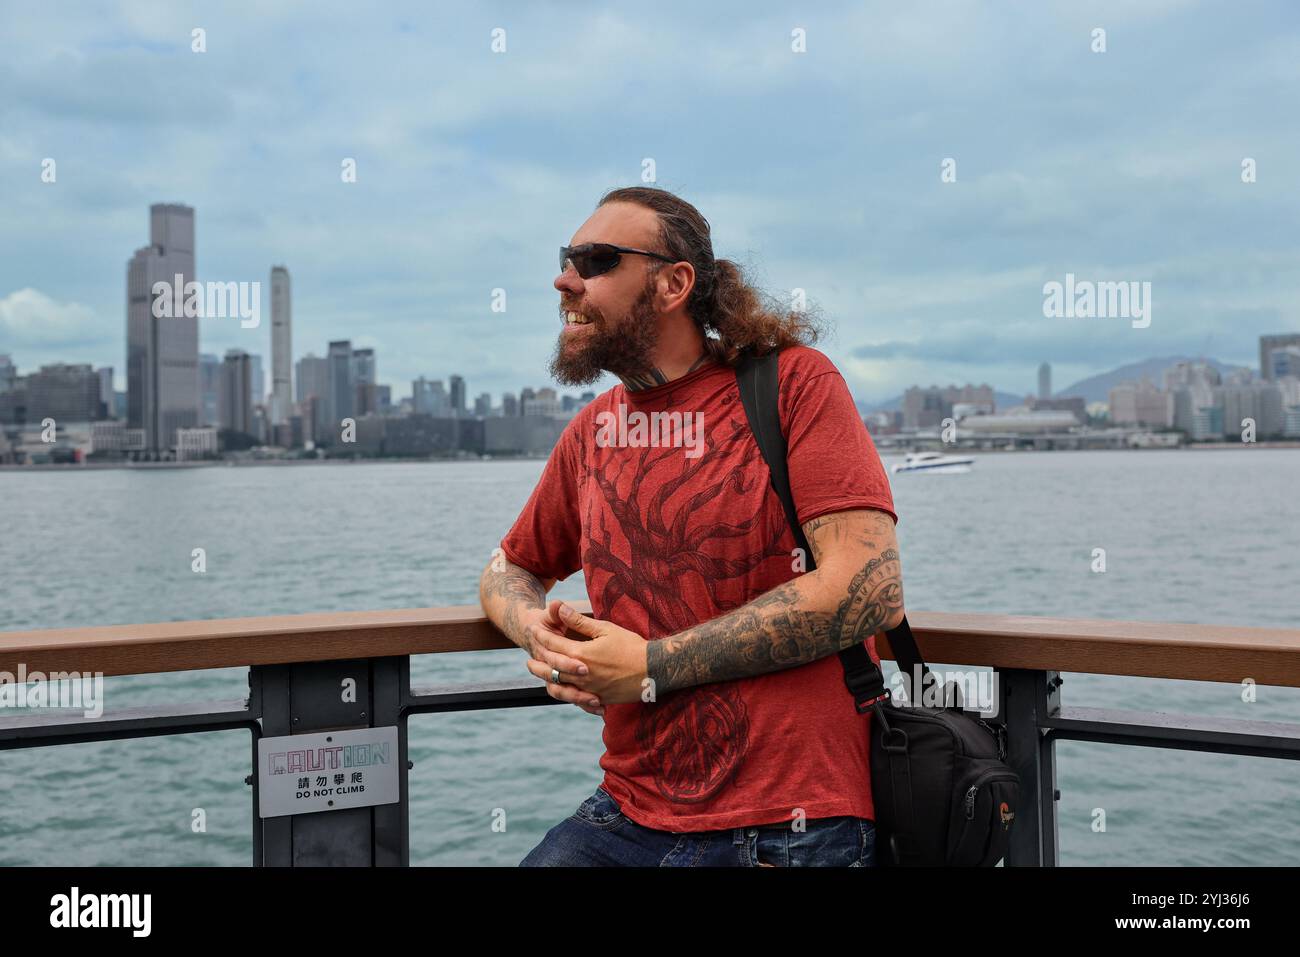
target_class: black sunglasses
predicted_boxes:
[559,243,677,279]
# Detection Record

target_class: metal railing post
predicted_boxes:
[1002,668,1061,866]
[253,657,408,866]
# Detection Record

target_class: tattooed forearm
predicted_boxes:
[479,560,548,654]
[646,546,903,693]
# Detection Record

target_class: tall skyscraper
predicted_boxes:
[1038,362,1051,400]
[127,203,199,452]
[219,349,253,435]
[270,266,292,424]
[327,340,354,430]
[449,375,466,416]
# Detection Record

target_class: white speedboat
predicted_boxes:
[891,451,974,474]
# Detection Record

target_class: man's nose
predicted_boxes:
[555,266,583,294]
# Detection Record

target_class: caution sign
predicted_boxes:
[257,725,399,818]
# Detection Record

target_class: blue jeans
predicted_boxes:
[520,785,876,867]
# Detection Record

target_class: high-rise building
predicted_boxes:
[219,349,253,435]
[27,363,102,422]
[249,354,264,410]
[1166,364,1216,438]
[199,353,220,426]
[449,375,466,416]
[96,367,114,417]
[270,266,292,424]
[412,377,448,416]
[1167,363,1222,435]
[352,348,377,415]
[519,387,536,416]
[327,340,354,432]
[1218,380,1286,438]
[352,348,375,386]
[1269,345,1300,380]
[501,392,518,417]
[1108,380,1170,427]
[526,388,561,416]
[295,353,329,442]
[1260,333,1300,381]
[1038,363,1051,400]
[474,392,492,416]
[295,354,328,404]
[0,355,16,394]
[127,203,199,452]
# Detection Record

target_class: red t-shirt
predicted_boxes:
[499,345,897,832]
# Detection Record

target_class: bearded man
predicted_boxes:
[479,186,903,867]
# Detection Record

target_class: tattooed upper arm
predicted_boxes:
[801,509,904,634]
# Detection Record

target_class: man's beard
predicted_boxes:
[548,276,660,386]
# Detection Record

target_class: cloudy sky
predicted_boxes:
[1,0,1297,403]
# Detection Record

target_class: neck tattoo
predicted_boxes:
[618,352,711,392]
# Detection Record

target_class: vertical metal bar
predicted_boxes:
[256,663,293,866]
[286,658,373,866]
[1002,669,1060,866]
[370,655,409,866]
[250,724,262,867]
[1041,674,1061,867]
[247,667,262,867]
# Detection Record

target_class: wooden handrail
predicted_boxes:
[0,606,1297,686]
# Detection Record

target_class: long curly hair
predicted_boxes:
[597,186,825,365]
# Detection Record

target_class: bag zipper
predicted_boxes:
[964,766,1019,820]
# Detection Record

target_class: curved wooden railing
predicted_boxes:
[1,605,1297,685]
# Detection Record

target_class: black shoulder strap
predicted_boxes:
[734,348,928,712]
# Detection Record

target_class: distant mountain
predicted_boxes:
[855,356,1250,415]
[1054,356,1249,404]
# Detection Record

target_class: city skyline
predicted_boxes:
[2,3,1298,404]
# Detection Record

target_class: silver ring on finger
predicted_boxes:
[550,667,563,685]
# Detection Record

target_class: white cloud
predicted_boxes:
[0,288,103,346]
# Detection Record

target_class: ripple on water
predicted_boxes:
[2,453,1297,864]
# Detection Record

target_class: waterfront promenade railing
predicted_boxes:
[1,607,1298,866]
